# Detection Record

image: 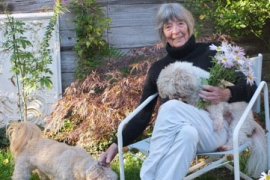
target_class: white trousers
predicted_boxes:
[140,100,229,180]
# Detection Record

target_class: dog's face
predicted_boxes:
[85,164,117,180]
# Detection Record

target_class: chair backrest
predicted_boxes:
[250,53,263,113]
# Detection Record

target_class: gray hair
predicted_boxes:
[156,3,195,45]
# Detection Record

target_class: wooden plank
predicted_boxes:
[59,6,108,29]
[59,12,76,31]
[60,51,77,73]
[100,0,185,5]
[59,29,109,50]
[108,4,159,27]
[60,50,77,90]
[61,72,75,90]
[108,26,159,49]
[1,0,54,13]
[59,7,109,49]
[59,29,77,49]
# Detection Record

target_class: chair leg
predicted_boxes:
[224,164,253,180]
[184,156,228,180]
[187,155,221,173]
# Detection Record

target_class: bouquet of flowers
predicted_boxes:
[197,41,255,109]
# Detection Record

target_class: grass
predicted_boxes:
[111,151,249,180]
[0,148,13,180]
[0,148,142,180]
[111,153,143,180]
[0,147,253,180]
[0,148,40,180]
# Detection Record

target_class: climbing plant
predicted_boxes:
[69,0,121,78]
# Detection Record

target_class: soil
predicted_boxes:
[201,168,246,180]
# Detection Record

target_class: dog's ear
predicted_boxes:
[174,70,197,91]
[157,76,177,98]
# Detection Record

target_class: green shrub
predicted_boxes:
[185,0,270,49]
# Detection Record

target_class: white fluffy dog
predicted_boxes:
[157,61,267,177]
[6,121,117,180]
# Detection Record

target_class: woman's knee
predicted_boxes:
[179,125,199,144]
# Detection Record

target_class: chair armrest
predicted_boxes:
[232,81,269,179]
[117,93,158,180]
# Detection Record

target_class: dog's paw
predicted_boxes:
[217,144,233,151]
[217,146,226,151]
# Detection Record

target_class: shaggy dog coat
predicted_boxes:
[157,61,267,177]
[6,121,117,180]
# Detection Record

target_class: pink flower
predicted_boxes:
[231,45,245,58]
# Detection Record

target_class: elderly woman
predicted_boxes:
[100,3,256,179]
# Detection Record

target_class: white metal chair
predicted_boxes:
[117,53,270,180]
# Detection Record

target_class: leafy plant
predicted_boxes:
[1,0,65,121]
[69,0,121,78]
[44,44,165,155]
[185,0,270,49]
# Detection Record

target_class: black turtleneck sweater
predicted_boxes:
[115,35,257,146]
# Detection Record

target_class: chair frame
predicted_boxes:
[117,54,269,180]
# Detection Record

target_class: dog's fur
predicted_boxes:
[157,61,267,177]
[6,121,117,180]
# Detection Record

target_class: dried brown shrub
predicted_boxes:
[44,44,165,155]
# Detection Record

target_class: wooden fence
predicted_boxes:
[1,0,269,90]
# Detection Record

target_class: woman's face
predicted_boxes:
[163,19,189,47]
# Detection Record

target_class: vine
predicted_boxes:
[69,0,120,78]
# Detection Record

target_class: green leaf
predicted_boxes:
[239,24,246,28]
[86,41,91,48]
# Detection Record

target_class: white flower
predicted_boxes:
[259,170,270,180]
[210,41,255,85]
[209,42,228,52]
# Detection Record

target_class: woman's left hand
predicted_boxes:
[198,85,231,104]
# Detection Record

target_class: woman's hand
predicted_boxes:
[99,143,118,167]
[198,85,231,104]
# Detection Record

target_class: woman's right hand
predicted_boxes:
[99,143,118,166]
